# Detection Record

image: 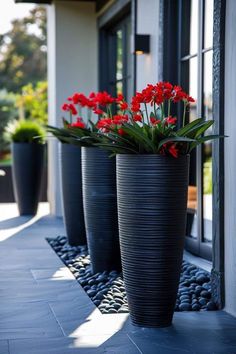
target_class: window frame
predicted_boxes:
[162,0,226,307]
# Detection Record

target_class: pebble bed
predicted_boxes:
[47,236,218,314]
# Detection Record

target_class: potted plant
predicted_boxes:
[46,92,121,273]
[6,119,45,215]
[93,82,222,327]
[46,105,88,247]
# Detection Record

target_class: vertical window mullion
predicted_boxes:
[196,0,204,250]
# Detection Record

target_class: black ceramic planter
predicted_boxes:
[60,143,86,246]
[117,154,189,328]
[82,147,121,274]
[12,142,45,215]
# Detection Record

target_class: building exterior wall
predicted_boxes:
[224,0,236,317]
[136,0,160,90]
[47,1,98,216]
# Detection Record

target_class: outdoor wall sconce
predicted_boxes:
[134,34,150,55]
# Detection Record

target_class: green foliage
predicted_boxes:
[0,6,47,93]
[0,90,18,152]
[46,119,93,146]
[91,118,221,155]
[16,81,48,124]
[5,119,45,144]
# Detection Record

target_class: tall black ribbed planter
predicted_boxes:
[12,142,45,215]
[82,147,121,274]
[117,154,189,328]
[60,143,86,246]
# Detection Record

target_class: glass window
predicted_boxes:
[180,0,213,260]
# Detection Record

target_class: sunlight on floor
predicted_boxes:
[0,202,50,241]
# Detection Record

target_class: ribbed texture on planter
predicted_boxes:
[60,143,86,246]
[117,154,189,327]
[82,147,121,274]
[12,143,45,215]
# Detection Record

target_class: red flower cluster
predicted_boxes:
[130,82,195,113]
[97,114,128,135]
[61,103,77,115]
[69,93,95,108]
[164,116,177,125]
[92,91,115,106]
[69,117,86,129]
[116,93,129,111]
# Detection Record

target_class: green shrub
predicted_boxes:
[0,90,18,153]
[5,119,45,144]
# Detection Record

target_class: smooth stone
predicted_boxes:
[94,300,101,306]
[200,290,211,299]
[207,301,217,310]
[108,308,118,314]
[179,303,192,311]
[87,289,96,297]
[199,297,207,306]
[192,303,201,311]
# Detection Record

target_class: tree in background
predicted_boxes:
[0,6,47,93]
[0,91,18,158]
[16,81,48,125]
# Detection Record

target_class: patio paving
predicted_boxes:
[0,203,236,353]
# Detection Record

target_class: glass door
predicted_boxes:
[100,15,132,102]
[179,0,213,261]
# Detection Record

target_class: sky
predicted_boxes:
[0,0,35,35]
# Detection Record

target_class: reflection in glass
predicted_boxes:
[204,0,213,49]
[190,0,199,55]
[126,21,132,103]
[189,57,198,122]
[185,56,198,238]
[116,30,123,84]
[203,50,213,242]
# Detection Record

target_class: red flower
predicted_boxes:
[168,144,178,158]
[162,143,178,158]
[97,118,113,130]
[93,91,115,106]
[93,108,104,115]
[131,97,141,112]
[133,114,142,122]
[164,116,177,125]
[120,101,128,110]
[118,128,126,136]
[69,117,86,129]
[187,95,195,103]
[116,93,124,102]
[150,117,161,125]
[61,103,77,115]
[113,114,128,125]
[61,103,69,111]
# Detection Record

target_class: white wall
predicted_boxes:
[224,0,236,317]
[47,1,98,216]
[136,0,160,91]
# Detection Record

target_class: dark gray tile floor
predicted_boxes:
[1,203,236,354]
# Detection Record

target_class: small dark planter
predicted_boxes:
[117,154,189,328]
[82,147,121,274]
[60,143,86,246]
[12,142,45,215]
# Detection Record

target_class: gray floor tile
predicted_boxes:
[0,302,64,339]
[127,312,236,354]
[9,333,140,354]
[0,249,63,269]
[31,267,74,281]
[0,340,9,354]
[0,270,35,282]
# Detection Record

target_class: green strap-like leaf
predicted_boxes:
[158,136,197,150]
[177,118,205,136]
